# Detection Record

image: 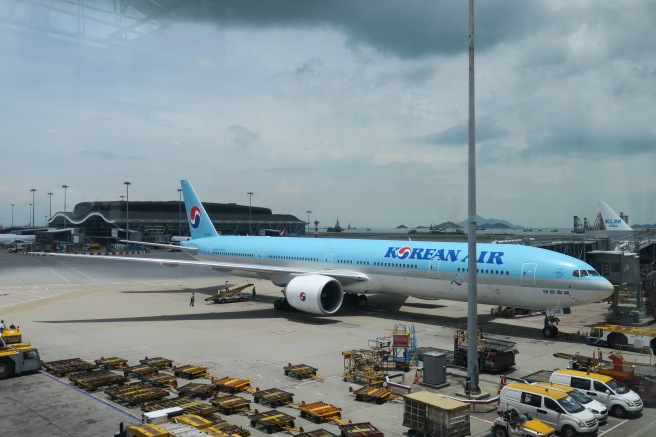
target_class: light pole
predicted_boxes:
[47,192,53,219]
[247,192,254,235]
[124,181,131,238]
[177,188,182,235]
[11,203,14,229]
[29,203,32,227]
[30,188,36,228]
[62,184,68,228]
[306,210,312,235]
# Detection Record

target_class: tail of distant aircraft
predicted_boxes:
[279,225,286,237]
[597,201,633,231]
[180,180,220,240]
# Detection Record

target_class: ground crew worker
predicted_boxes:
[190,293,195,306]
[0,320,5,330]
[252,287,256,299]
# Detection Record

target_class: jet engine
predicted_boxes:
[285,275,344,315]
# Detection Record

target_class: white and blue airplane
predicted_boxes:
[0,233,35,246]
[51,180,615,338]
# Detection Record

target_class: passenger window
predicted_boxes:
[570,377,590,390]
[544,398,562,412]
[521,392,542,408]
[593,381,608,392]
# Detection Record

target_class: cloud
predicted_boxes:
[228,125,259,148]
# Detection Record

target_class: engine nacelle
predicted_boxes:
[285,275,344,315]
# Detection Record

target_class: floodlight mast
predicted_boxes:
[467,0,480,394]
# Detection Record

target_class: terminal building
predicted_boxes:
[43,200,306,245]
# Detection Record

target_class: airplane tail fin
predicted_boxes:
[180,180,220,239]
[279,225,286,237]
[597,201,633,231]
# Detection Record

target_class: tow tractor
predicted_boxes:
[1,326,22,344]
[0,329,42,379]
[492,410,555,437]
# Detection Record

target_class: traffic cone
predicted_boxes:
[413,370,419,384]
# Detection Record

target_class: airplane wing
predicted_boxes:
[42,253,370,285]
[120,239,199,253]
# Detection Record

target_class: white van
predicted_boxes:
[549,369,643,418]
[533,382,608,422]
[498,383,598,437]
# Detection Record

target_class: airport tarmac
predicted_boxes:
[1,250,654,436]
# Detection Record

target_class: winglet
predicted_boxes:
[181,180,220,239]
[597,201,632,231]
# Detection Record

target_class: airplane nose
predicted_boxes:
[597,278,615,302]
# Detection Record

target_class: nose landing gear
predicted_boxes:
[542,315,560,338]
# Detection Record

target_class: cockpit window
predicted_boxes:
[572,269,601,278]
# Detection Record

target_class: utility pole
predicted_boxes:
[47,192,53,219]
[466,0,480,394]
[247,192,254,235]
[30,188,36,228]
[124,182,131,238]
[62,184,68,228]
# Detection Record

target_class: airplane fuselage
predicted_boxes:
[184,235,612,310]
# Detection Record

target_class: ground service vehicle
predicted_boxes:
[532,382,608,422]
[204,282,253,304]
[549,369,643,418]
[0,327,22,344]
[594,353,656,403]
[498,382,598,437]
[453,329,518,372]
[586,324,656,354]
[403,391,470,437]
[0,342,42,379]
[491,409,555,437]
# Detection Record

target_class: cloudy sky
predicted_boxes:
[1,0,655,230]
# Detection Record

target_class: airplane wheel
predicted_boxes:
[543,325,558,338]
[274,300,282,310]
[358,294,368,305]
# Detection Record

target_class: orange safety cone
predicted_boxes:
[413,370,419,384]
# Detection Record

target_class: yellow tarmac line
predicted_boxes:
[0,287,109,318]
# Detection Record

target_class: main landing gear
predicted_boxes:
[542,315,560,338]
[273,298,296,311]
[342,292,368,306]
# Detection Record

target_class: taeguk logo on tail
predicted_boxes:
[190,205,202,229]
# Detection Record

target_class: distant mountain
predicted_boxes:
[457,215,522,229]
[396,224,408,229]
[431,221,462,229]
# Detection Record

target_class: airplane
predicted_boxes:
[597,201,633,231]
[44,180,615,338]
[0,233,35,246]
